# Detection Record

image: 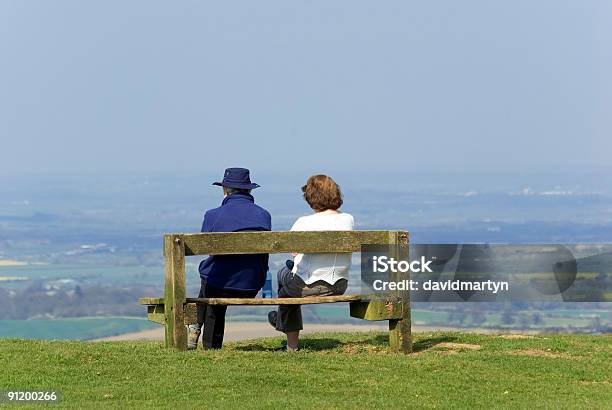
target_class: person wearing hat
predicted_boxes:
[188,167,272,350]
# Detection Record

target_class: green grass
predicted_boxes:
[0,318,158,340]
[0,332,610,409]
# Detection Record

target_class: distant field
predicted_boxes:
[0,332,610,408]
[305,306,608,329]
[1,306,608,341]
[0,264,169,288]
[0,318,158,340]
[1,263,609,338]
[0,259,28,267]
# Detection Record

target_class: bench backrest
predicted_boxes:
[166,230,408,256]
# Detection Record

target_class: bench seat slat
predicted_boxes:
[139,295,380,306]
[139,297,164,305]
[189,295,364,305]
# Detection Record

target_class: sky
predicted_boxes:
[1,1,610,183]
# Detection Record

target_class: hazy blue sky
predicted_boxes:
[1,1,610,180]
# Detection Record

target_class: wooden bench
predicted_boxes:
[139,230,411,352]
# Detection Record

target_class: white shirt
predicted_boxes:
[290,211,354,285]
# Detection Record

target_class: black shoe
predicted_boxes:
[267,311,277,328]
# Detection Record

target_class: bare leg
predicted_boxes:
[286,331,299,350]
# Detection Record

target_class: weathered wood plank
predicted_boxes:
[140,297,164,305]
[146,303,198,325]
[174,230,406,256]
[188,294,365,305]
[146,305,165,324]
[349,300,403,320]
[387,231,412,353]
[164,235,187,350]
[142,295,367,306]
[141,295,401,307]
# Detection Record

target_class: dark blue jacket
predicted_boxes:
[198,192,271,291]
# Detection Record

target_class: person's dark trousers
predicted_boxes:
[197,279,258,349]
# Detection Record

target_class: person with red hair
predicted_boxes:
[268,175,354,351]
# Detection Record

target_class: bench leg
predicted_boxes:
[164,235,187,350]
[388,232,412,353]
[389,313,411,353]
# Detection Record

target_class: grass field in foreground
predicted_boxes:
[0,332,610,409]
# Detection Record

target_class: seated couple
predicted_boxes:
[189,167,354,351]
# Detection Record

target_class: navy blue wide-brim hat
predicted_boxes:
[213,167,260,190]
